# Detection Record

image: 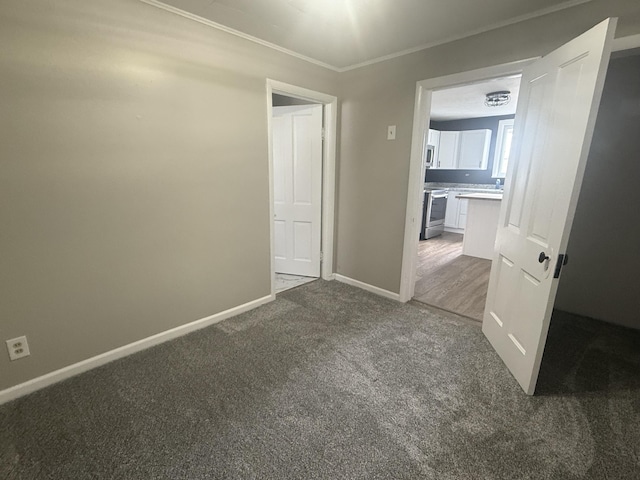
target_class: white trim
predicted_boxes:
[0,294,275,406]
[334,274,401,301]
[339,0,593,72]
[138,0,592,73]
[399,59,536,303]
[612,33,640,52]
[138,0,339,72]
[266,80,338,296]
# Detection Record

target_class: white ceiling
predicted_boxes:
[430,75,522,121]
[155,0,592,70]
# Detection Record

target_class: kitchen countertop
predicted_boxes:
[425,182,503,193]
[456,192,503,201]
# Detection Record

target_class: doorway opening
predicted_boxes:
[398,60,533,305]
[413,75,522,321]
[266,81,338,296]
[272,95,322,292]
[403,20,634,396]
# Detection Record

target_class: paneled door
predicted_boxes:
[272,105,323,277]
[483,19,616,395]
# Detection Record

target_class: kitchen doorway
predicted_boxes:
[403,20,629,395]
[412,75,522,320]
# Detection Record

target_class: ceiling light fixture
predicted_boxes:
[485,91,511,107]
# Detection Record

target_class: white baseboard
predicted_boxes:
[0,294,275,406]
[334,274,401,301]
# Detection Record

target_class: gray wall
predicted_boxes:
[336,0,640,294]
[427,115,515,185]
[0,0,338,391]
[3,0,640,393]
[555,53,640,329]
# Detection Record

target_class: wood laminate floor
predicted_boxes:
[413,232,491,321]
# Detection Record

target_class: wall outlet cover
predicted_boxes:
[6,336,30,361]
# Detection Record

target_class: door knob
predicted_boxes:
[538,252,550,263]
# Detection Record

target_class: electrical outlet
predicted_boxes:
[6,336,30,361]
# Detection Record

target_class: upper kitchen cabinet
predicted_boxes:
[458,130,491,169]
[427,129,440,165]
[436,131,459,169]
[430,129,491,170]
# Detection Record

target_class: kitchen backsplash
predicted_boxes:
[426,115,513,184]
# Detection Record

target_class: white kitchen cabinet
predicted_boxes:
[456,193,503,259]
[458,129,492,169]
[427,129,440,164]
[427,129,440,147]
[430,128,491,170]
[444,191,459,228]
[444,190,468,233]
[437,131,459,169]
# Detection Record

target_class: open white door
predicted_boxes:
[483,19,617,395]
[272,104,323,277]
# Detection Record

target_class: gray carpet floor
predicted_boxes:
[1,280,639,479]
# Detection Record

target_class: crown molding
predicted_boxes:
[338,0,594,71]
[140,0,595,73]
[138,0,341,72]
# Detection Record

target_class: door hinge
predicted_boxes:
[321,127,325,141]
[320,251,324,261]
[553,253,569,279]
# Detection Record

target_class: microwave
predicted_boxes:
[424,144,436,168]
[424,144,435,182]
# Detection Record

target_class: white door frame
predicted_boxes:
[398,59,535,302]
[398,34,640,303]
[266,80,338,295]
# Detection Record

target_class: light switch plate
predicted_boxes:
[387,125,396,140]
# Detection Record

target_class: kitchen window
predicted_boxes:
[492,119,515,178]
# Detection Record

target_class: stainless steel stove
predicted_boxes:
[420,189,448,240]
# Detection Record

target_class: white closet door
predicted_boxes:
[273,105,323,277]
